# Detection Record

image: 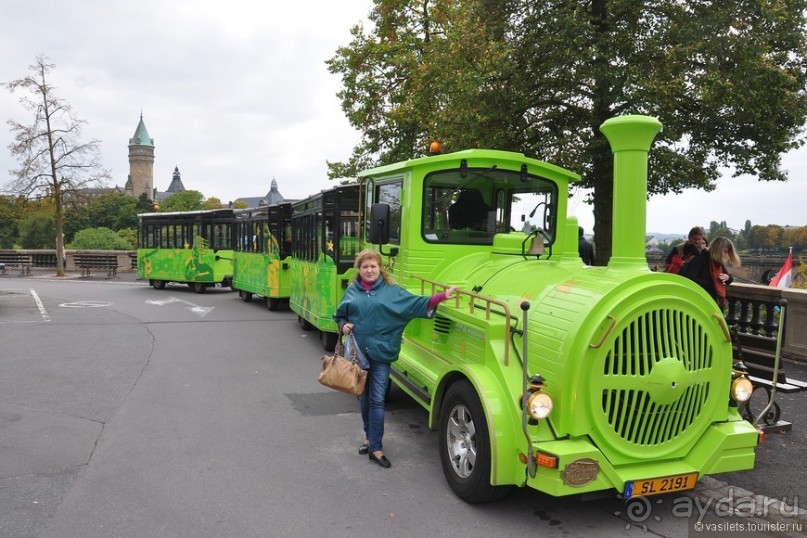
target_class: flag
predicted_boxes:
[769,251,793,288]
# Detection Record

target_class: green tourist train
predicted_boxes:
[137,115,760,503]
[232,203,293,310]
[137,209,235,293]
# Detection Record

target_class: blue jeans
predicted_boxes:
[359,360,391,453]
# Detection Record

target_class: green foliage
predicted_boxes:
[116,228,138,249]
[136,193,154,212]
[329,0,807,262]
[88,192,139,230]
[17,213,56,248]
[0,196,22,248]
[68,227,133,250]
[795,258,807,289]
[202,197,224,209]
[160,190,205,212]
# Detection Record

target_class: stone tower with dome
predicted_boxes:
[125,114,155,200]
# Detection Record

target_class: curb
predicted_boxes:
[694,476,807,534]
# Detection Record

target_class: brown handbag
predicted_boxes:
[319,334,367,396]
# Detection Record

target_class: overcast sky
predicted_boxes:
[2,0,805,237]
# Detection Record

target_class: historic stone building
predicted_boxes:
[234,178,287,208]
[154,166,186,202]
[125,114,155,200]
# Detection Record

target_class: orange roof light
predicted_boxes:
[428,140,442,155]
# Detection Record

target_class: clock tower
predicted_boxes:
[125,114,155,200]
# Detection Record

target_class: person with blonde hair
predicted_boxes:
[333,249,458,468]
[679,236,741,307]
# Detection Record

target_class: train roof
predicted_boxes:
[358,148,581,183]
[137,208,235,218]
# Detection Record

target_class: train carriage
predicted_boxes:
[137,209,235,293]
[289,185,361,351]
[355,115,758,502]
[232,203,293,310]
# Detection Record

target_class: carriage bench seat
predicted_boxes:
[0,252,32,275]
[73,253,120,278]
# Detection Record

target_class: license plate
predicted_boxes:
[624,472,698,499]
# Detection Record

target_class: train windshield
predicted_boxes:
[422,168,557,245]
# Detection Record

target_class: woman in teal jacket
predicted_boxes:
[334,249,457,468]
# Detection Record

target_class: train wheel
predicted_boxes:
[267,298,280,311]
[240,291,253,302]
[321,331,338,352]
[192,282,207,294]
[298,316,314,331]
[152,280,165,290]
[438,380,511,503]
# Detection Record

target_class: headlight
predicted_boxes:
[527,391,553,419]
[731,377,754,402]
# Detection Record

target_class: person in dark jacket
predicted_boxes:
[578,226,595,265]
[665,226,707,273]
[679,236,740,308]
[333,249,458,469]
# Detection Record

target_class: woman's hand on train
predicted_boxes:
[445,285,459,299]
[341,322,354,334]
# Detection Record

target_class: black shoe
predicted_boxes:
[358,443,369,455]
[369,452,391,468]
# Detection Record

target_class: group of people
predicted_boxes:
[665,226,740,307]
[580,224,740,307]
[334,228,739,469]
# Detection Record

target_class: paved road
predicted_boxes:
[1,271,806,537]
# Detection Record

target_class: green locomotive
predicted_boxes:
[356,115,758,502]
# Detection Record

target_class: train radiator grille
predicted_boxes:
[593,308,718,458]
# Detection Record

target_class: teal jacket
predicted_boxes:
[333,277,432,363]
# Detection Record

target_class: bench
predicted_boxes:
[731,329,807,433]
[0,252,32,275]
[73,253,120,278]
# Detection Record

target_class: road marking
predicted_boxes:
[58,301,113,308]
[30,289,50,322]
[145,296,214,318]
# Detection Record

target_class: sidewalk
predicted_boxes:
[1,267,139,282]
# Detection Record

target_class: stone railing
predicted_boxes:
[726,283,807,363]
[0,249,137,271]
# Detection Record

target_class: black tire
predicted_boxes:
[267,297,280,311]
[321,331,338,352]
[299,316,314,331]
[240,291,253,302]
[222,276,233,289]
[152,280,166,290]
[192,282,207,294]
[438,380,512,503]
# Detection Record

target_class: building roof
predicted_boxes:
[166,166,185,193]
[234,178,287,208]
[129,114,154,147]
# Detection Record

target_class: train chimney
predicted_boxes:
[599,115,662,269]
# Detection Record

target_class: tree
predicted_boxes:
[202,196,224,209]
[329,0,807,263]
[69,227,134,250]
[159,190,205,212]
[0,195,24,248]
[3,55,109,275]
[17,213,55,249]
[85,192,139,230]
